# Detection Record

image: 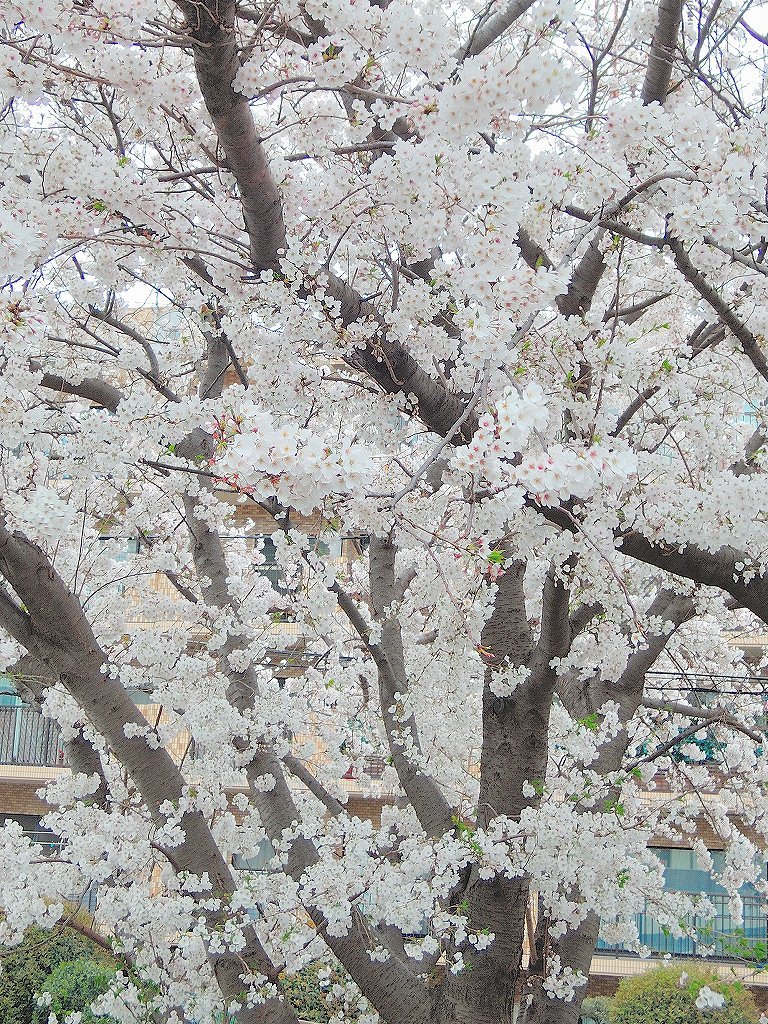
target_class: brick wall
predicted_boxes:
[0,779,50,816]
[648,817,763,850]
[346,795,391,827]
[585,975,620,998]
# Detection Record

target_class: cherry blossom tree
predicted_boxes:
[1,1,768,1023]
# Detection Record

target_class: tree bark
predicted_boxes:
[641,0,684,105]
[440,565,569,1023]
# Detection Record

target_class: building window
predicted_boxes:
[232,838,274,872]
[255,537,287,593]
[597,847,767,958]
[0,702,66,767]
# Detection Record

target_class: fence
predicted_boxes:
[598,894,768,959]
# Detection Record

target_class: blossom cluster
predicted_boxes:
[212,406,374,514]
[451,381,637,502]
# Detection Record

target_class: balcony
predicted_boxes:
[0,705,390,799]
[0,704,67,768]
[597,894,768,960]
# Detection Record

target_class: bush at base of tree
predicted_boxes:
[581,995,613,1024]
[31,956,117,1024]
[278,964,366,1022]
[610,965,759,1024]
[0,926,114,1024]
[279,966,330,1023]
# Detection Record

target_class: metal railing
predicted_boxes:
[0,705,67,768]
[598,894,768,958]
[22,829,66,856]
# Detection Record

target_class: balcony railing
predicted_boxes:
[21,829,66,856]
[0,705,67,768]
[597,894,768,959]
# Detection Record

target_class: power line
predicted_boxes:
[645,671,768,694]
[646,671,768,682]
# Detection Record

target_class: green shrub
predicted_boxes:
[611,965,759,1024]
[32,956,117,1024]
[280,965,329,1022]
[279,964,367,1022]
[581,995,614,1024]
[0,927,113,1024]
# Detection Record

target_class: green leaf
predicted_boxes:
[579,713,600,732]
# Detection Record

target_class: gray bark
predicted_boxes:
[33,366,123,413]
[667,238,768,382]
[556,232,607,319]
[440,565,570,1024]
[641,0,684,105]
[365,536,455,838]
[618,534,768,624]
[456,0,539,61]
[175,1,472,440]
[175,0,286,273]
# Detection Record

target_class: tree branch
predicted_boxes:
[456,0,539,61]
[335,540,455,838]
[667,238,768,382]
[642,0,684,105]
[175,0,286,272]
[34,365,123,413]
[282,753,345,816]
[642,696,764,743]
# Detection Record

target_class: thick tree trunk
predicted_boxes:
[523,917,600,1024]
[438,564,567,1023]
